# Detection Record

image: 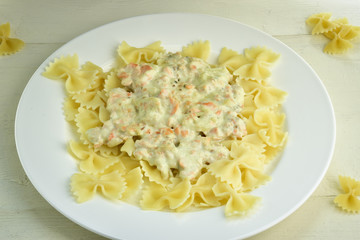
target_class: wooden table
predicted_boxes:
[1,0,359,239]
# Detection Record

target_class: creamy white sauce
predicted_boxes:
[87,53,247,179]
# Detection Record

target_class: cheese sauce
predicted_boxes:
[87,53,247,179]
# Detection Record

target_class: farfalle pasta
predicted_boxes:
[209,142,265,190]
[306,13,360,54]
[212,181,260,216]
[75,107,103,144]
[181,40,211,61]
[140,179,191,210]
[177,173,220,211]
[43,55,102,94]
[117,41,165,64]
[121,167,144,201]
[306,13,338,35]
[334,176,360,213]
[253,109,287,147]
[43,40,288,217]
[217,46,280,82]
[232,47,280,82]
[239,79,287,109]
[0,22,24,56]
[323,25,360,54]
[71,171,126,203]
[63,96,80,122]
[68,140,119,174]
[217,47,248,73]
[140,160,172,187]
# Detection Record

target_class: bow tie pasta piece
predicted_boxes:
[68,140,119,174]
[72,90,106,111]
[251,109,288,148]
[117,41,165,64]
[324,24,360,41]
[217,47,249,73]
[245,115,287,163]
[239,79,288,108]
[116,154,141,172]
[241,168,271,191]
[253,85,287,109]
[63,72,108,125]
[121,167,144,201]
[140,182,167,210]
[245,113,287,150]
[209,144,264,190]
[0,22,24,56]
[323,17,349,36]
[43,54,79,78]
[70,66,106,110]
[253,108,286,128]
[63,96,81,122]
[140,179,191,210]
[92,140,120,156]
[71,171,126,203]
[104,71,123,93]
[236,134,266,157]
[212,181,260,217]
[100,158,127,175]
[323,25,360,54]
[43,55,103,94]
[176,172,221,212]
[306,13,340,35]
[75,106,111,145]
[208,159,243,190]
[140,160,172,187]
[230,140,260,161]
[323,37,352,54]
[263,144,285,163]
[338,176,360,194]
[258,124,288,149]
[244,47,280,64]
[66,61,104,94]
[334,176,360,213]
[233,47,280,82]
[181,40,211,61]
[101,154,142,176]
[240,94,257,119]
[230,142,265,170]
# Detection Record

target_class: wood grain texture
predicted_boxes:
[1,0,359,239]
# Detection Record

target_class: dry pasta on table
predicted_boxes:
[306,13,360,54]
[334,176,360,213]
[0,22,24,55]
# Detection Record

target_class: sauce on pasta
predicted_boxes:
[87,53,247,179]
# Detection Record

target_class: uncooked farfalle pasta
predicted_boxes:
[306,13,360,54]
[42,40,288,217]
[334,176,360,213]
[0,22,24,56]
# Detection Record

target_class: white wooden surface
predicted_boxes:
[1,0,359,239]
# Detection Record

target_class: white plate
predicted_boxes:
[15,13,336,240]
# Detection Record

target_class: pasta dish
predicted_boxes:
[42,40,288,217]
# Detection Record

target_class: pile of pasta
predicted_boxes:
[42,40,288,217]
[306,13,360,54]
[0,22,24,56]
